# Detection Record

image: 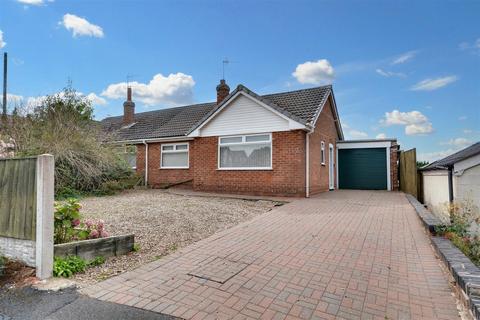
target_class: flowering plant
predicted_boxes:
[54,199,109,244]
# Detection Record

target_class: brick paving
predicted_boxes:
[82,190,460,319]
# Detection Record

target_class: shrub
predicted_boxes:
[0,85,139,198]
[53,256,87,278]
[53,255,106,278]
[54,198,109,244]
[436,199,480,266]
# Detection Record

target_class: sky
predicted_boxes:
[0,0,479,162]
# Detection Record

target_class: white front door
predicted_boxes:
[329,144,334,190]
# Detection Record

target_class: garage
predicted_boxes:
[337,140,395,190]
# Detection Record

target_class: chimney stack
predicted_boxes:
[123,87,135,125]
[216,79,230,104]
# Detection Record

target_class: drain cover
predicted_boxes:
[188,257,248,284]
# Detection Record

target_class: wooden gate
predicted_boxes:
[399,148,418,198]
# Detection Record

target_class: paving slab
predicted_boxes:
[83,190,461,319]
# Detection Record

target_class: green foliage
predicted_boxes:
[1,85,138,198]
[54,198,110,244]
[0,256,6,276]
[416,161,429,168]
[54,199,81,244]
[53,256,87,278]
[87,256,106,267]
[132,244,141,252]
[436,199,480,266]
[53,255,106,278]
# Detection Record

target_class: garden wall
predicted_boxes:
[0,155,54,279]
[54,234,134,261]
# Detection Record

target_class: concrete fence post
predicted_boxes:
[35,154,54,279]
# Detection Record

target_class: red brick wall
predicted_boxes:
[136,141,194,187]
[390,142,400,191]
[192,130,307,197]
[308,97,339,195]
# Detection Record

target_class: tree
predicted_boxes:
[1,85,138,197]
[417,160,429,168]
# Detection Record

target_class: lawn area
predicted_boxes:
[73,189,278,286]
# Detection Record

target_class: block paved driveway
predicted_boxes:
[82,190,460,320]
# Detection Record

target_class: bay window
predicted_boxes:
[161,143,189,169]
[218,133,272,170]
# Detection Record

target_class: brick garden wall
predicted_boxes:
[308,97,339,195]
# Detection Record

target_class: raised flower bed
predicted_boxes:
[54,199,134,262]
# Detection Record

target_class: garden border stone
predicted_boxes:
[54,234,134,261]
[405,194,443,234]
[406,193,480,319]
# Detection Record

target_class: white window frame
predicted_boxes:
[218,133,273,170]
[160,142,189,169]
[321,141,325,165]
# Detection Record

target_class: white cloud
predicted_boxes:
[375,68,406,78]
[0,30,6,49]
[392,51,417,65]
[292,59,335,85]
[418,149,457,163]
[458,115,467,121]
[381,109,434,135]
[459,38,480,55]
[376,133,387,139]
[342,123,368,139]
[86,93,107,106]
[464,129,473,134]
[101,73,195,106]
[17,0,44,5]
[410,76,458,91]
[441,138,472,148]
[61,14,104,38]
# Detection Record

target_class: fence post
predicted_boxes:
[35,154,54,279]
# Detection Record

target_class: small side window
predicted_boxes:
[321,141,325,165]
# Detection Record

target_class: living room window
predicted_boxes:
[161,143,189,169]
[218,133,272,170]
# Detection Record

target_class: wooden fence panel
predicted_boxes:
[0,157,37,240]
[399,148,418,198]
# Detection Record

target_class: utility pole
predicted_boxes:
[2,52,7,124]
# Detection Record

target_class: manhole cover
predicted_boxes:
[188,257,248,284]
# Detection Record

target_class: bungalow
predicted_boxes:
[102,80,399,197]
[420,142,480,221]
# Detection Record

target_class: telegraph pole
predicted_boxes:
[2,52,7,124]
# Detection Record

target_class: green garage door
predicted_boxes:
[338,148,387,190]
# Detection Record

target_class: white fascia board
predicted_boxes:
[337,141,392,149]
[188,91,306,137]
[454,153,480,174]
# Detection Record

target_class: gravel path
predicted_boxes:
[73,189,277,286]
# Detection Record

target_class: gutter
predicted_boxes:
[447,165,454,204]
[305,130,312,198]
[143,140,148,187]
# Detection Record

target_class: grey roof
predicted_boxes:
[101,84,334,142]
[422,142,480,170]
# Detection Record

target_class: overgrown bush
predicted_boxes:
[54,198,109,244]
[1,85,141,197]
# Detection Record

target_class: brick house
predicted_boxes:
[102,80,399,197]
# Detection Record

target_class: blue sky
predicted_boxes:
[0,0,479,162]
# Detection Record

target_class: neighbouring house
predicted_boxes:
[420,142,480,221]
[102,80,399,197]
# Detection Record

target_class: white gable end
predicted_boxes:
[198,94,303,137]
